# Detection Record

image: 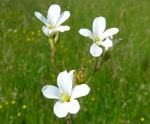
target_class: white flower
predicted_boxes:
[34,4,70,36]
[42,70,90,118]
[79,16,119,57]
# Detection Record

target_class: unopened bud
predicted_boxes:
[102,51,111,61]
[49,32,59,44]
[74,67,86,84]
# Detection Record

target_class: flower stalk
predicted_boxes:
[48,32,59,72]
[65,114,72,124]
[86,52,110,84]
[86,58,99,84]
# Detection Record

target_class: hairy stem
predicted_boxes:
[86,56,106,84]
[48,33,59,72]
[86,58,98,83]
[65,114,72,124]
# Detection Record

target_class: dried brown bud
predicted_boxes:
[74,67,86,84]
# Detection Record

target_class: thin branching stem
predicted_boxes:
[86,55,106,84]
[86,57,98,83]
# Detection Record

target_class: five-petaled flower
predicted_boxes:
[79,16,119,57]
[42,70,90,118]
[34,4,70,36]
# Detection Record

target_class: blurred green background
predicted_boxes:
[0,0,150,123]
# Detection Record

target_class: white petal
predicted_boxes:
[54,101,69,118]
[102,28,119,39]
[68,100,80,114]
[71,84,90,99]
[100,38,113,50]
[34,11,48,26]
[42,85,60,99]
[42,26,54,36]
[56,26,70,32]
[90,43,103,57]
[47,4,61,25]
[56,11,70,26]
[69,70,75,82]
[42,26,49,36]
[57,70,73,95]
[79,29,93,39]
[93,17,106,37]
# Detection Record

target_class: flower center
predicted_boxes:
[94,37,101,42]
[60,93,70,102]
[48,26,56,30]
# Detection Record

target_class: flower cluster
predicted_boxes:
[34,4,120,119]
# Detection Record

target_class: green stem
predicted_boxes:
[86,56,106,84]
[65,114,72,124]
[49,38,55,63]
[48,32,59,72]
[86,58,98,84]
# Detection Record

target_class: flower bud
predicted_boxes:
[49,32,59,44]
[74,67,86,84]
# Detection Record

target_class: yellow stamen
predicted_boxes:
[48,26,56,30]
[95,37,101,42]
[61,93,70,102]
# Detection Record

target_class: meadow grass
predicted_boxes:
[0,0,150,123]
